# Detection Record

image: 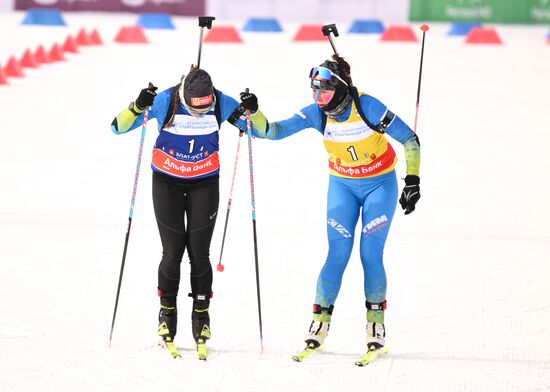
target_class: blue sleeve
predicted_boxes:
[360,94,415,145]
[263,104,324,140]
[219,93,240,122]
[218,92,246,131]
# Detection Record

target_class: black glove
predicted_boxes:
[135,83,158,110]
[399,175,420,215]
[240,89,258,113]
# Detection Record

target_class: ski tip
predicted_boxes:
[163,339,182,359]
[355,346,389,366]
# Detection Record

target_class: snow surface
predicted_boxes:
[1,12,550,392]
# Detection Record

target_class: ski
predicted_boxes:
[292,342,321,362]
[197,338,207,360]
[355,345,388,366]
[162,337,181,359]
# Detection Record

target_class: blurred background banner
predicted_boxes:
[0,0,14,11]
[410,0,550,24]
[207,0,409,23]
[9,0,410,23]
[14,0,206,16]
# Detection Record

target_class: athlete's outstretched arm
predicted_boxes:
[221,91,321,140]
[253,104,324,140]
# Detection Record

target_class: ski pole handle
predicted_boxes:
[199,16,215,28]
[196,16,215,68]
[322,24,339,55]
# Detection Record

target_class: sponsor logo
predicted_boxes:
[175,151,204,160]
[330,160,383,177]
[152,149,219,178]
[34,0,58,5]
[532,0,550,21]
[124,0,191,6]
[209,212,217,220]
[327,218,352,238]
[362,215,389,236]
[169,149,174,156]
[324,120,374,142]
[446,0,493,19]
[121,0,147,6]
[190,95,213,107]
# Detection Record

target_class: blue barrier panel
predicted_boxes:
[448,22,482,36]
[137,13,175,29]
[21,8,66,26]
[242,18,283,32]
[348,20,384,34]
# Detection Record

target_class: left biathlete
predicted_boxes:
[241,55,421,363]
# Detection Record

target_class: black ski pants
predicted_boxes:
[152,171,219,301]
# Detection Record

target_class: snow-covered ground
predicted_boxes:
[1,11,549,392]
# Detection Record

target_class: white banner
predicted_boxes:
[207,0,410,23]
[0,0,14,11]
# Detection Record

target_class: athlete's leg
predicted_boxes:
[152,172,187,298]
[315,175,361,307]
[359,171,398,304]
[152,172,187,340]
[359,171,398,347]
[185,176,219,343]
[185,177,219,298]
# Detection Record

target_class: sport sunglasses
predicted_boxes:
[309,66,348,87]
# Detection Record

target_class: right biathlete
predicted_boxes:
[243,54,421,362]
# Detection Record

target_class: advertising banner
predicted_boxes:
[410,0,550,24]
[0,0,14,12]
[14,0,205,16]
[207,0,409,23]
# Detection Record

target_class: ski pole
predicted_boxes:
[245,102,264,353]
[322,24,339,55]
[196,16,215,68]
[413,24,430,133]
[216,131,244,272]
[109,91,151,347]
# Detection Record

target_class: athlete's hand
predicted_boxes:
[240,89,258,113]
[135,83,158,110]
[399,175,420,215]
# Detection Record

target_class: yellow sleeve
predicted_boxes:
[404,136,421,176]
[249,109,269,137]
[111,103,144,134]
